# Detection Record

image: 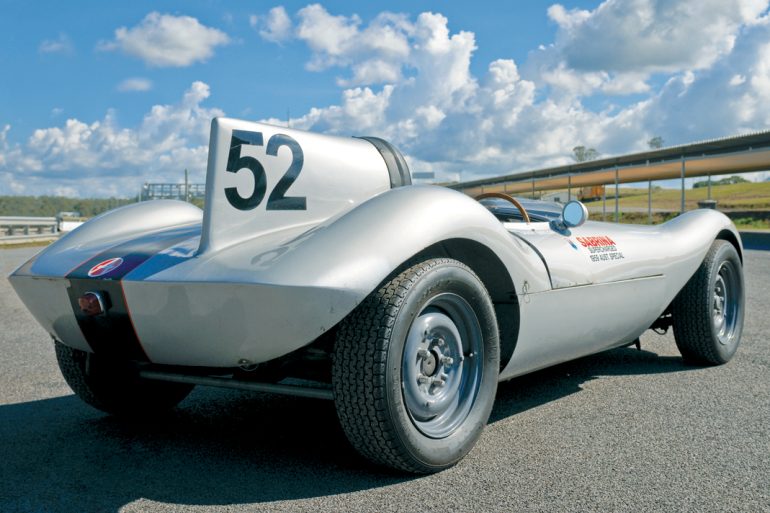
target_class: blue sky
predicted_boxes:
[1,0,769,196]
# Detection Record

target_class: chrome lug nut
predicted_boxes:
[440,356,454,366]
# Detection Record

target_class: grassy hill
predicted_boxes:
[580,181,770,229]
[585,181,770,211]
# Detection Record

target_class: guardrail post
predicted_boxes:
[531,173,535,199]
[602,186,606,221]
[648,180,652,224]
[707,174,712,200]
[614,165,619,223]
[681,156,686,214]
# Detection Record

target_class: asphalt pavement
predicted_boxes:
[1,246,768,513]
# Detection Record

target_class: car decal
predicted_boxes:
[224,129,307,211]
[576,235,625,262]
[64,228,198,362]
[87,257,124,277]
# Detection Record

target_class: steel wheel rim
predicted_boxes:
[714,261,740,345]
[401,293,483,439]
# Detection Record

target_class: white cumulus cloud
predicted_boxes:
[257,4,413,86]
[7,2,770,196]
[0,82,222,196]
[254,6,293,43]
[39,33,74,55]
[257,2,770,183]
[525,0,770,99]
[98,12,230,67]
[117,78,153,92]
[549,0,768,73]
[642,18,770,141]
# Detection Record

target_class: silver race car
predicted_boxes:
[9,118,745,473]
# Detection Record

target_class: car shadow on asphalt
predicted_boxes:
[491,345,694,422]
[0,346,695,512]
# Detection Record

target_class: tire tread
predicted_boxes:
[672,240,742,365]
[55,341,193,415]
[332,258,480,473]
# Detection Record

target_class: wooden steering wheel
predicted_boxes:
[474,192,531,224]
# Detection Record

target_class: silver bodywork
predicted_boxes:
[9,118,743,382]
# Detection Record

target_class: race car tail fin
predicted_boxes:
[198,117,409,255]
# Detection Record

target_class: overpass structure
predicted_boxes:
[450,130,770,221]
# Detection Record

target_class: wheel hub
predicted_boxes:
[420,349,438,376]
[713,275,726,332]
[401,293,483,439]
[712,262,741,346]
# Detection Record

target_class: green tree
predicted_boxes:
[573,146,599,162]
[0,196,136,217]
[648,136,664,149]
[693,175,749,188]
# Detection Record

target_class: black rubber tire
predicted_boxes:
[672,240,744,365]
[332,258,500,473]
[55,341,194,415]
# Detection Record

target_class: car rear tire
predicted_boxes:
[55,341,194,415]
[332,258,500,473]
[672,240,744,365]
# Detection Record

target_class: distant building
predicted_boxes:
[56,211,84,232]
[141,183,205,201]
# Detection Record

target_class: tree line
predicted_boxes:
[692,176,748,188]
[0,196,137,217]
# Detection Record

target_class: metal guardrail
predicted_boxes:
[0,216,59,243]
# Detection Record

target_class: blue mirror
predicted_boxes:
[562,201,588,228]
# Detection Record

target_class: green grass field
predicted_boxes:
[588,181,770,211]
[579,181,770,229]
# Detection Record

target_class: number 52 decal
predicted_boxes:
[224,129,307,211]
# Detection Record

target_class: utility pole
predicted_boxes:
[184,168,189,202]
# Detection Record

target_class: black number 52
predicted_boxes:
[224,129,307,211]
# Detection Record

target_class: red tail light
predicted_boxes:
[78,291,106,316]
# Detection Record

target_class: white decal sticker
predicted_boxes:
[576,236,625,263]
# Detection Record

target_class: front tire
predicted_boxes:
[672,240,744,365]
[332,258,500,473]
[55,341,194,415]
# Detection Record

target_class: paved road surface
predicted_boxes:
[1,246,768,513]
